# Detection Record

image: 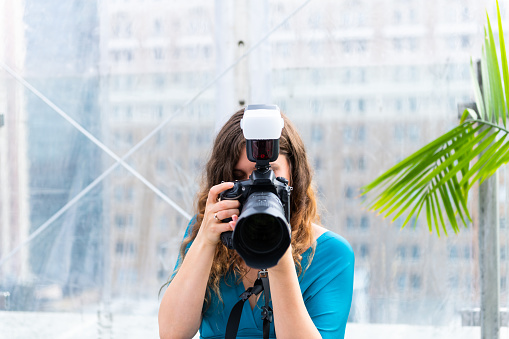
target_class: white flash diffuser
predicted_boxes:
[240,105,284,140]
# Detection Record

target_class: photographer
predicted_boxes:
[158,107,354,339]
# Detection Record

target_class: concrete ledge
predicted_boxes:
[3,311,509,339]
[460,308,509,327]
[0,292,10,310]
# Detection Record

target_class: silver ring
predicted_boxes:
[214,213,219,221]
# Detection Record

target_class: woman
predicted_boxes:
[159,108,354,339]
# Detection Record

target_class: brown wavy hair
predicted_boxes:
[170,108,320,310]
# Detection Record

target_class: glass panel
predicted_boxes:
[1,0,506,338]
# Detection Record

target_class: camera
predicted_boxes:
[219,105,292,269]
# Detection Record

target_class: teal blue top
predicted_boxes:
[171,223,355,339]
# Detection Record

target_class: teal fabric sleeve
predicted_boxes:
[170,216,195,280]
[298,231,355,339]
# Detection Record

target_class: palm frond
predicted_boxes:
[362,1,509,235]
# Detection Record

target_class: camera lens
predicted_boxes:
[233,191,291,269]
[238,214,284,254]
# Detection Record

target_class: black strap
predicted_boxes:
[259,271,273,339]
[225,270,273,339]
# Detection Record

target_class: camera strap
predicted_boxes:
[225,269,273,339]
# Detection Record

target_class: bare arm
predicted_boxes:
[158,182,240,339]
[158,236,215,339]
[268,247,322,339]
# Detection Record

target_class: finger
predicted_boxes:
[229,215,239,230]
[207,182,234,204]
[214,209,240,222]
[213,199,241,212]
[217,221,235,233]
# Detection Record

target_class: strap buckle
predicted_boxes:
[261,305,273,323]
[258,269,268,279]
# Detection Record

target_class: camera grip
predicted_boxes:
[219,181,243,200]
[220,231,234,249]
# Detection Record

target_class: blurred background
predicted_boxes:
[1,0,508,338]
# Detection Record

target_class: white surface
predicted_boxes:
[1,311,505,339]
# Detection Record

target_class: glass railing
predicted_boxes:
[0,0,507,338]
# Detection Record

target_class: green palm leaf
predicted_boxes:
[362,2,509,235]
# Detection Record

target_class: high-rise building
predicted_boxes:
[99,0,217,295]
[0,0,30,288]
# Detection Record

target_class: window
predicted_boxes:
[344,156,353,172]
[153,19,163,36]
[360,215,369,229]
[115,215,126,228]
[311,125,323,142]
[344,100,352,113]
[154,47,164,60]
[116,242,135,255]
[397,246,407,260]
[308,12,322,29]
[409,97,417,112]
[395,99,403,112]
[343,69,352,83]
[344,126,353,143]
[357,125,366,142]
[126,187,134,201]
[345,186,356,200]
[111,49,133,63]
[449,245,459,260]
[314,156,322,171]
[412,245,420,260]
[360,244,370,258]
[461,35,470,49]
[397,274,407,289]
[310,100,323,116]
[111,14,132,38]
[115,242,124,254]
[358,99,366,113]
[347,216,356,229]
[394,125,405,142]
[156,159,166,172]
[358,156,366,171]
[408,124,420,142]
[464,245,472,260]
[114,187,123,201]
[411,274,422,290]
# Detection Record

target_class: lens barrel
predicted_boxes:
[233,191,291,268]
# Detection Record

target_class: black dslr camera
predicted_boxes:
[220,105,292,269]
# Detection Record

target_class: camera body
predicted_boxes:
[219,104,292,269]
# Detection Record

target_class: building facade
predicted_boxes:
[0,0,30,291]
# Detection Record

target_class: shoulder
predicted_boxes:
[313,224,353,256]
[299,228,354,299]
[309,229,355,277]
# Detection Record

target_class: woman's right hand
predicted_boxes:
[196,182,240,247]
